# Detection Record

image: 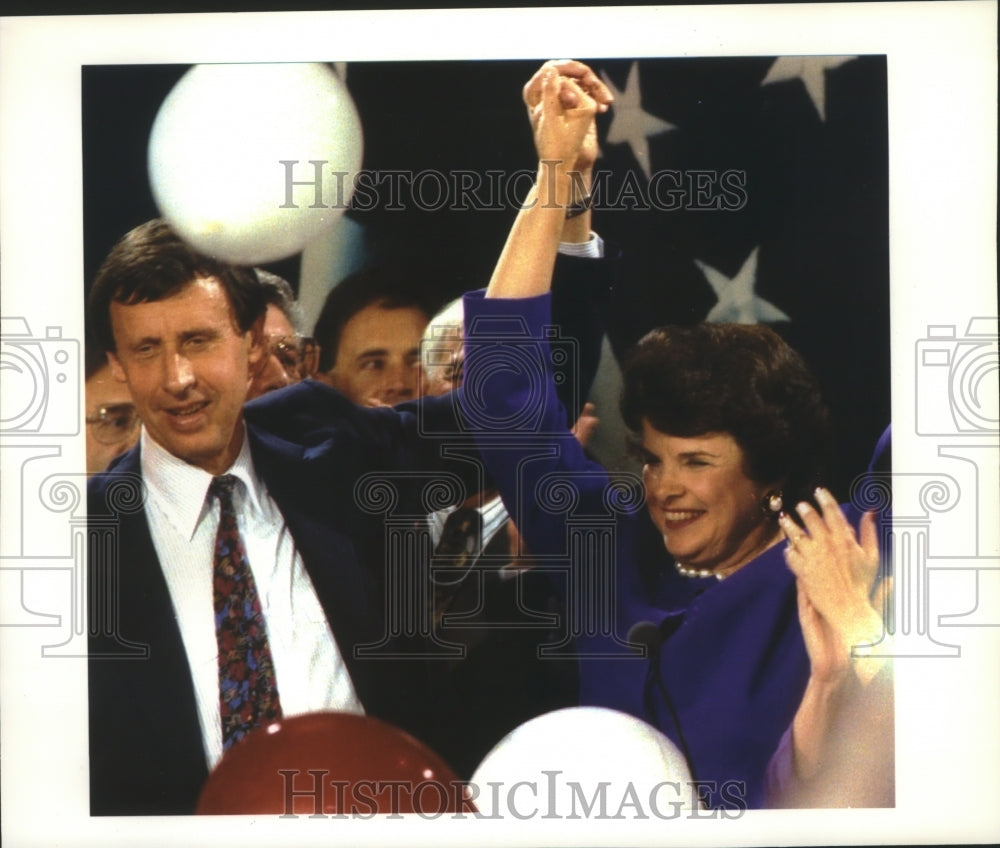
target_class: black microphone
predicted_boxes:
[628,619,698,785]
[626,620,662,656]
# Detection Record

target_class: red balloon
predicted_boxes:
[196,712,472,816]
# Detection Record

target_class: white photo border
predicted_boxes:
[1,4,997,846]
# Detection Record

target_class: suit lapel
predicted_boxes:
[88,447,207,813]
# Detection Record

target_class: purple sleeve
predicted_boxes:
[763,723,796,806]
[459,290,616,557]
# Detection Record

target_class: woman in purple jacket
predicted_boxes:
[460,60,893,809]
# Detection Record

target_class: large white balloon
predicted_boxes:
[148,63,362,265]
[469,706,703,818]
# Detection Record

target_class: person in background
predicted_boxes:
[312,265,438,407]
[460,59,892,809]
[84,341,139,475]
[247,269,316,399]
[418,296,465,398]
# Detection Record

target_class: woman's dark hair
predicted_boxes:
[87,218,266,353]
[621,322,833,506]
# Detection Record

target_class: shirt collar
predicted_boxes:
[430,493,510,548]
[139,424,264,541]
[478,493,509,545]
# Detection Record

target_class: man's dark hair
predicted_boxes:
[87,218,266,353]
[621,322,833,507]
[312,264,439,372]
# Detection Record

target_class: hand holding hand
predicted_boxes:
[484,61,609,300]
[523,60,611,170]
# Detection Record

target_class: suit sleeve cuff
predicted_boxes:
[557,232,604,259]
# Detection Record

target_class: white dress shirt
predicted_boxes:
[140,426,363,772]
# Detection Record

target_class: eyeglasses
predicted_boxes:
[268,335,304,372]
[268,335,319,379]
[85,403,140,445]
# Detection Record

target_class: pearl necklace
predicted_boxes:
[675,561,722,580]
[673,525,784,582]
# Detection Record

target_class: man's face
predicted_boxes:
[248,303,300,399]
[85,362,140,475]
[326,302,428,406]
[107,276,265,475]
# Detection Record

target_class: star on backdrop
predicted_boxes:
[600,61,676,179]
[760,55,858,121]
[695,247,791,325]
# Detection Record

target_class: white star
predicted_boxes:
[601,62,675,178]
[761,56,857,121]
[695,248,791,325]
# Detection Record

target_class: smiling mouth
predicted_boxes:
[164,401,208,419]
[663,510,702,522]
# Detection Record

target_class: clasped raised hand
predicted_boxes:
[523,60,612,171]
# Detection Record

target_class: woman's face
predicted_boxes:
[639,419,781,577]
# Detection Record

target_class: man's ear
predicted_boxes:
[323,367,345,393]
[247,314,268,376]
[107,351,127,383]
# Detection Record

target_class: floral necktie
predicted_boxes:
[210,474,283,750]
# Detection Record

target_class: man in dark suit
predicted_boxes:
[86,218,480,815]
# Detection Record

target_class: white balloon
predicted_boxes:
[469,706,702,818]
[148,63,362,265]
